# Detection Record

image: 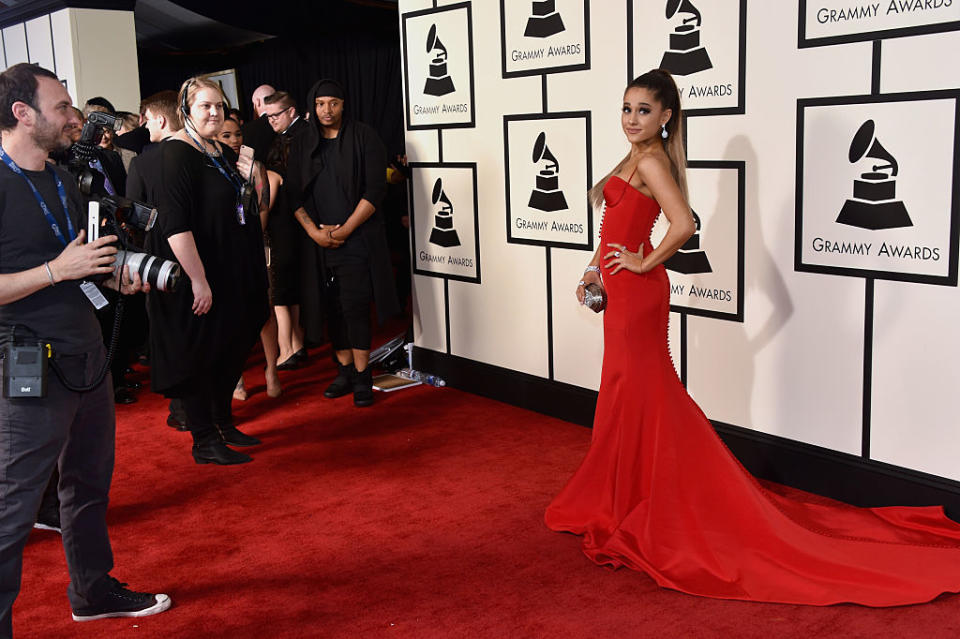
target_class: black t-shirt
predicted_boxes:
[310,138,366,264]
[126,141,164,206]
[0,161,102,355]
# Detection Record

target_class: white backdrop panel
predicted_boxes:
[399,0,960,479]
[50,10,78,103]
[2,24,28,66]
[881,30,960,93]
[24,17,54,72]
[412,274,447,354]
[870,279,960,482]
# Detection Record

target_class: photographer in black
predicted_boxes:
[0,63,170,637]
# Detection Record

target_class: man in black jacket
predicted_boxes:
[287,79,400,407]
[260,91,308,370]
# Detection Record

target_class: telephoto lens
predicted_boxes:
[115,251,181,292]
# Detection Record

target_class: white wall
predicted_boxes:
[2,8,140,114]
[402,1,960,482]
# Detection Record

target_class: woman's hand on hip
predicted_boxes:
[604,242,645,275]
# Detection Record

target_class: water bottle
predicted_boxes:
[395,367,446,387]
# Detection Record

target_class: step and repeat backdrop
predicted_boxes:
[399,0,960,484]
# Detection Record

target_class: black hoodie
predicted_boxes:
[286,79,400,327]
[286,79,388,216]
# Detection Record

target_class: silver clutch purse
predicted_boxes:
[583,283,607,313]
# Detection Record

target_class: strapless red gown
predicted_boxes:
[544,175,960,606]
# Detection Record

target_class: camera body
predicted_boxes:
[87,199,181,292]
[68,113,181,293]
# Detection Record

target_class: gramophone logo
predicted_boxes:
[429,178,461,247]
[665,209,712,273]
[524,0,565,38]
[528,132,568,212]
[423,24,455,97]
[836,120,912,231]
[659,0,713,76]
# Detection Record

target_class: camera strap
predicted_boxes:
[0,145,76,248]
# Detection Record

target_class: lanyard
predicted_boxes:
[184,127,245,194]
[0,145,77,247]
[88,157,117,196]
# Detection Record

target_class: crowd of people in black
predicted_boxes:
[0,62,410,635]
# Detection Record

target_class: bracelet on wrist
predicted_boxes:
[43,261,56,286]
[584,265,600,275]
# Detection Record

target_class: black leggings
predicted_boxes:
[327,261,372,351]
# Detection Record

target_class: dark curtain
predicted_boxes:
[137,31,405,157]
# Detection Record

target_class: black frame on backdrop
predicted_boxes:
[401,1,477,132]
[499,0,592,78]
[502,111,594,251]
[408,161,482,285]
[798,0,960,48]
[795,90,960,287]
[668,160,746,322]
[625,0,747,117]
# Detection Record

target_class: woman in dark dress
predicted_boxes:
[286,79,399,407]
[145,76,269,465]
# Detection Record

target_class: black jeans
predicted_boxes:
[326,261,373,352]
[0,347,116,638]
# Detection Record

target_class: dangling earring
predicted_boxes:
[661,124,669,140]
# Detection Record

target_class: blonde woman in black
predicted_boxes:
[146,77,269,464]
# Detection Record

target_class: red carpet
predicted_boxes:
[14,346,960,638]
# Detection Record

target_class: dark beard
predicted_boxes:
[32,111,70,153]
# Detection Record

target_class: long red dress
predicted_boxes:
[544,174,960,606]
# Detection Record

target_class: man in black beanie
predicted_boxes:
[285,79,399,407]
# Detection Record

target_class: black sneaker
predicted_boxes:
[353,366,374,408]
[324,362,355,398]
[72,577,171,622]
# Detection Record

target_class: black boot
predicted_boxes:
[324,362,356,398]
[215,423,261,447]
[353,366,374,407]
[192,440,252,465]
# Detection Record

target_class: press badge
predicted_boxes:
[80,281,109,309]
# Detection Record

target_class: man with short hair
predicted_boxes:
[240,84,276,162]
[261,91,308,369]
[127,90,181,205]
[140,90,180,148]
[126,89,187,430]
[0,63,170,637]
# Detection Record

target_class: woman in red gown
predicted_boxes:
[545,69,960,606]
